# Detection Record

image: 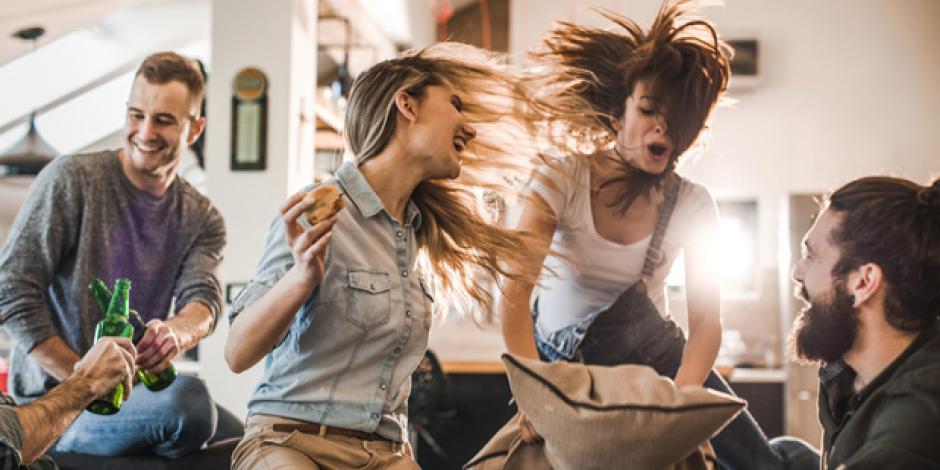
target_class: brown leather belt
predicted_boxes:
[271,423,390,442]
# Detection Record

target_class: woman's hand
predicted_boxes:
[225,191,341,374]
[280,192,339,288]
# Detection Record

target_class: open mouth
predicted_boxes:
[647,143,668,158]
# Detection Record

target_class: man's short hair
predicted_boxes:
[134,52,205,116]
[827,176,940,331]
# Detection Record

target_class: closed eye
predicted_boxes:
[451,95,464,113]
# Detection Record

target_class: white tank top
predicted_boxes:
[527,157,718,336]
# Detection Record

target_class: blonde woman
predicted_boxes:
[224,43,547,469]
[499,1,818,469]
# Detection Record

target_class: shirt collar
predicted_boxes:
[819,360,848,385]
[820,319,940,416]
[335,161,423,229]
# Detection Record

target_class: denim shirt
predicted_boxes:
[230,162,432,442]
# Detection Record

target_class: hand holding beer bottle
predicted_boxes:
[87,278,134,415]
[72,337,137,408]
[89,279,177,391]
[129,313,178,391]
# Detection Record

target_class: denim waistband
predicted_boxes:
[532,294,685,366]
[533,298,601,360]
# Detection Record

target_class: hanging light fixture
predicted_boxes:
[0,26,58,176]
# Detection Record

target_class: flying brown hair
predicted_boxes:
[531,0,732,213]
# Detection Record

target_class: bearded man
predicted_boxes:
[790,175,940,469]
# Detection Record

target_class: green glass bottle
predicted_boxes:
[89,279,112,313]
[127,310,178,391]
[88,279,177,392]
[87,278,133,415]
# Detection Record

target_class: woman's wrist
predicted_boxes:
[286,264,321,292]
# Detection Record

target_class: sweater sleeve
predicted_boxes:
[0,156,84,353]
[174,204,227,331]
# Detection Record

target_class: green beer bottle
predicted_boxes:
[88,279,177,392]
[87,278,133,415]
[127,310,178,391]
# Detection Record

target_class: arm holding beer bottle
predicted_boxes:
[3,337,135,465]
[134,200,225,376]
[136,302,213,374]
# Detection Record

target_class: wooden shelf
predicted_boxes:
[441,360,505,374]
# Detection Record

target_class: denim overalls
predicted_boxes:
[534,173,685,376]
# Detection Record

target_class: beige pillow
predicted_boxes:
[464,413,720,470]
[502,354,745,470]
[463,414,553,470]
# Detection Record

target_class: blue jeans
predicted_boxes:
[534,298,820,470]
[54,375,242,458]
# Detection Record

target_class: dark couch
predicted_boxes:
[47,438,239,470]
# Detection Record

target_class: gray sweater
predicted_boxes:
[0,151,226,402]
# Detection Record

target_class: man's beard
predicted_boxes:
[787,282,859,365]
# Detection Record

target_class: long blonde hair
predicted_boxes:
[344,42,555,319]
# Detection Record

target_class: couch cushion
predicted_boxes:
[48,438,238,470]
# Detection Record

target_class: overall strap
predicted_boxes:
[641,173,683,279]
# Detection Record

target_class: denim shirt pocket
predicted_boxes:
[346,268,392,330]
[418,277,434,329]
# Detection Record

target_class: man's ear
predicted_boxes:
[394,91,418,125]
[187,116,206,145]
[846,263,883,308]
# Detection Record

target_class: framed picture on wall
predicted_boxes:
[727,38,760,89]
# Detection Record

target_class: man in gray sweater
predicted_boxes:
[0,52,234,458]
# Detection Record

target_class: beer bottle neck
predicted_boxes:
[106,279,131,319]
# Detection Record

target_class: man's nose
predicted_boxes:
[138,116,158,139]
[791,260,804,283]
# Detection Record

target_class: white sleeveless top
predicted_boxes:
[528,157,718,336]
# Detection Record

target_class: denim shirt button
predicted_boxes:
[406,310,412,318]
[396,231,404,239]
[379,383,387,390]
[401,271,408,277]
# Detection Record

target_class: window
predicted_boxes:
[666,199,759,296]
